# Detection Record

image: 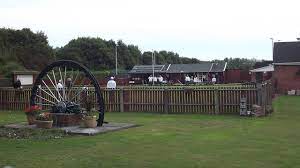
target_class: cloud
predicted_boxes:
[1,0,300,60]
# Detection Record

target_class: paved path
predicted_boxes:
[4,122,138,136]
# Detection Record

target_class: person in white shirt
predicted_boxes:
[185,75,191,84]
[148,75,153,84]
[57,80,64,90]
[158,75,163,84]
[152,76,158,84]
[107,77,116,89]
[212,76,217,84]
[193,76,198,83]
[202,75,206,82]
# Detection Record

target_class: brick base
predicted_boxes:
[50,113,82,127]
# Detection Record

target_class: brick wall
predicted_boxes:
[273,65,300,93]
[225,69,251,83]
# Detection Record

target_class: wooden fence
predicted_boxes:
[0,84,272,115]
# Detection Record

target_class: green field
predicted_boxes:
[0,96,300,168]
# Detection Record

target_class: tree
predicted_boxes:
[56,37,115,70]
[0,28,54,76]
[212,57,257,69]
[141,51,153,65]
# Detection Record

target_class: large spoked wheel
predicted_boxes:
[30,60,105,126]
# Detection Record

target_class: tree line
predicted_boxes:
[0,28,257,77]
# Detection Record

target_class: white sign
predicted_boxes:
[17,75,33,85]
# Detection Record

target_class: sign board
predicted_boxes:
[16,74,33,85]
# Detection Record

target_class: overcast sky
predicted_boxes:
[1,0,300,61]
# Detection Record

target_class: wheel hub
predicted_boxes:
[54,101,67,113]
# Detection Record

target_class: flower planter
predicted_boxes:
[26,115,36,125]
[50,113,82,127]
[83,116,97,128]
[36,120,53,129]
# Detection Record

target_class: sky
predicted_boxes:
[1,0,300,61]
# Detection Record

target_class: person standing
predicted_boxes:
[152,76,158,85]
[185,75,191,84]
[212,75,217,84]
[107,77,117,89]
[107,77,116,112]
[148,75,153,85]
[158,75,163,84]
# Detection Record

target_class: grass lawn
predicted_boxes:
[1,96,300,168]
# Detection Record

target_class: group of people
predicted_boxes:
[184,75,217,84]
[145,74,218,85]
[148,75,164,84]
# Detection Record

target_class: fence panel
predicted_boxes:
[0,84,272,114]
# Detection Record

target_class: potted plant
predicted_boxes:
[24,105,41,125]
[82,95,97,128]
[35,113,53,129]
[83,113,97,128]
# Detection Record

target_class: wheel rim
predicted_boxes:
[30,60,105,126]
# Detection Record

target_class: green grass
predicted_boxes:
[1,96,300,168]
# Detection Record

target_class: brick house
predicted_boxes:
[250,64,274,83]
[273,41,300,93]
[224,69,251,83]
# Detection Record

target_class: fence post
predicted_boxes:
[163,88,169,114]
[214,88,219,115]
[119,88,124,112]
[262,84,267,114]
[256,83,262,106]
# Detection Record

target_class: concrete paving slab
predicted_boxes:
[4,122,138,136]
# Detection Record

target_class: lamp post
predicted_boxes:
[270,38,274,58]
[115,43,118,76]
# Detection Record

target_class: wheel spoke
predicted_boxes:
[52,69,62,101]
[69,73,86,101]
[36,94,56,104]
[35,103,53,106]
[71,68,74,79]
[47,74,64,101]
[72,70,80,87]
[70,87,87,102]
[67,70,79,100]
[39,84,59,102]
[77,74,88,88]
[70,80,92,102]
[66,68,74,100]
[41,80,59,102]
[58,67,65,101]
[63,66,67,100]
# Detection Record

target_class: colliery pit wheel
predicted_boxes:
[30,60,105,126]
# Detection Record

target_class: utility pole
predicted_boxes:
[115,43,118,76]
[152,50,155,85]
[270,37,274,58]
